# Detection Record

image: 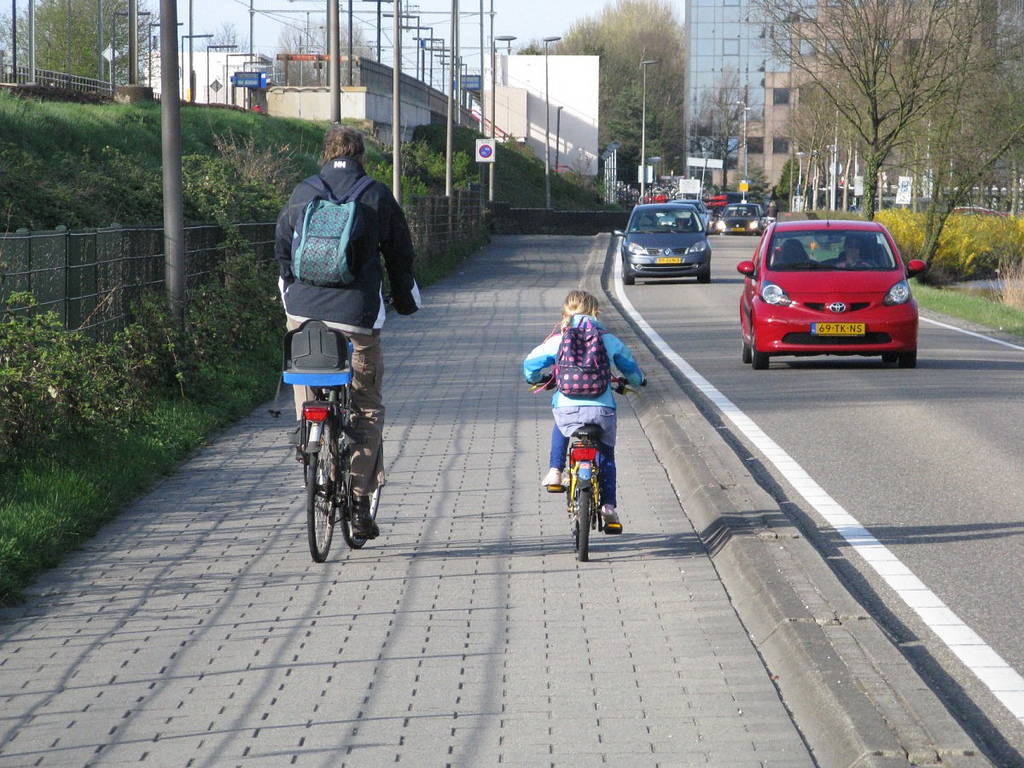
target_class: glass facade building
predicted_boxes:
[684,0,788,186]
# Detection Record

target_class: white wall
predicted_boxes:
[488,54,599,177]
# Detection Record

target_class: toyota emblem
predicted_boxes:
[826,302,848,313]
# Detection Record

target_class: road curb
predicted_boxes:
[589,235,990,768]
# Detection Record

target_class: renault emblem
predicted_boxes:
[663,248,673,257]
[826,302,848,313]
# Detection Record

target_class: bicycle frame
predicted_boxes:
[565,424,604,562]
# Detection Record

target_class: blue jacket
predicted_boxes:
[523,314,644,409]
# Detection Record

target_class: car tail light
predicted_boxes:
[302,405,330,422]
[571,446,598,462]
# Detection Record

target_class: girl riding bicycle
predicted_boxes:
[523,290,645,534]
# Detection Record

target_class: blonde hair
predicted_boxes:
[560,290,600,330]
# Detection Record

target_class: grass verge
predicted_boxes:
[0,346,280,605]
[914,283,1024,339]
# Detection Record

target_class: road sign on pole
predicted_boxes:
[476,139,496,164]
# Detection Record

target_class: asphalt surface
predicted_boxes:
[0,235,996,767]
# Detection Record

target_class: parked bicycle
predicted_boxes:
[282,320,380,562]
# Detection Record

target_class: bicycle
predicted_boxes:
[281,320,380,562]
[531,376,638,562]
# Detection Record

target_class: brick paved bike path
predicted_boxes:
[0,236,816,767]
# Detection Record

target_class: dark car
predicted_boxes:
[713,202,765,235]
[736,220,927,369]
[615,205,712,285]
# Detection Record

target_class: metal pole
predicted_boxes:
[392,0,401,200]
[347,0,353,87]
[542,36,560,210]
[329,0,340,121]
[640,59,657,203]
[97,0,103,83]
[187,0,194,101]
[160,0,185,327]
[128,0,139,85]
[445,0,457,196]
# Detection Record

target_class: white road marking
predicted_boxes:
[612,258,1024,726]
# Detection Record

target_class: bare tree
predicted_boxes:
[755,0,998,221]
[688,69,744,189]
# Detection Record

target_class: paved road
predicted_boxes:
[0,235,990,767]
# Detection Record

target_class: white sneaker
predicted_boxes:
[542,468,564,492]
[601,505,623,534]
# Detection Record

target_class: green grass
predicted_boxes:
[914,283,1024,339]
[0,345,280,605]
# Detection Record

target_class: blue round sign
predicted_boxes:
[478,144,493,159]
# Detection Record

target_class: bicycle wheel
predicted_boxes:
[576,485,592,562]
[306,418,336,562]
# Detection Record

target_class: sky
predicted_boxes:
[177,0,684,72]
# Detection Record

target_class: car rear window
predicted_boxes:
[768,231,898,271]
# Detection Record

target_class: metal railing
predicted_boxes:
[0,191,485,340]
[1,63,113,94]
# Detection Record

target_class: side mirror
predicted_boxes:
[613,230,624,237]
[737,260,755,277]
[906,259,927,278]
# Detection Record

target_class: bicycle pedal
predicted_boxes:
[546,484,566,494]
[604,522,623,535]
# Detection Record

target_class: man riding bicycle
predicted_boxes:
[275,125,420,538]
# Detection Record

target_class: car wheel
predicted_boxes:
[742,339,752,364]
[697,266,711,284]
[897,350,917,369]
[751,332,769,370]
[622,264,636,286]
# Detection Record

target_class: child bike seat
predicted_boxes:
[283,319,353,387]
[571,424,604,440]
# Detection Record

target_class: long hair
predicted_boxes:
[559,290,600,331]
[321,125,365,164]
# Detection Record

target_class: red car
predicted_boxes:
[737,220,927,369]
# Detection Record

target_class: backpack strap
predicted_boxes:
[340,174,376,203]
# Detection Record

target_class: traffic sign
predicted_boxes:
[231,71,267,89]
[475,139,496,164]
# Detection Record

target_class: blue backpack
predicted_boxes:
[292,175,375,288]
[555,317,611,398]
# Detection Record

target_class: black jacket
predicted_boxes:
[275,157,420,334]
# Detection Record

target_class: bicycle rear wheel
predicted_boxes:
[575,485,592,562]
[306,419,336,562]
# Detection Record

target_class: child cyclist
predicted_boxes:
[523,290,645,534]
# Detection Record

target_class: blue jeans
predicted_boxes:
[549,423,617,508]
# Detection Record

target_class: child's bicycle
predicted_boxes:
[531,375,639,562]
[279,320,380,562]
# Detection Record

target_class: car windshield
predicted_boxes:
[767,231,898,271]
[725,205,759,217]
[628,209,702,234]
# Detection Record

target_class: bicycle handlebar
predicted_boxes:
[528,374,646,395]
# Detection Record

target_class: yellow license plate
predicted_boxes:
[656,257,682,264]
[812,322,865,336]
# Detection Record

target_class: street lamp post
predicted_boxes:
[736,100,749,200]
[795,150,805,212]
[489,34,516,203]
[555,105,563,173]
[207,44,237,103]
[639,58,657,204]
[181,33,213,100]
[542,35,561,210]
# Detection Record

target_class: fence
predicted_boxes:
[0,191,485,340]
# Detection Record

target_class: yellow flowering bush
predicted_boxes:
[876,209,1024,280]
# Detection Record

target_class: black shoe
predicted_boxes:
[351,495,379,539]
